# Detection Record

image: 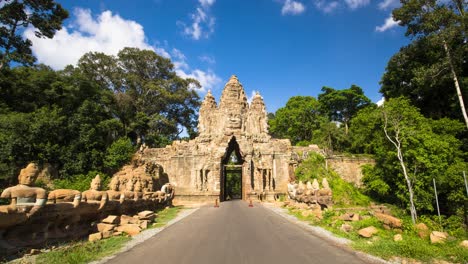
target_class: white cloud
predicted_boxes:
[378,0,399,10]
[24,8,221,92]
[199,0,215,8]
[282,0,306,15]
[199,55,216,64]
[376,97,385,106]
[344,0,370,9]
[24,8,154,69]
[178,1,216,40]
[376,14,399,32]
[314,0,340,13]
[176,69,221,92]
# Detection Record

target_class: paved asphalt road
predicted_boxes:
[107,200,369,264]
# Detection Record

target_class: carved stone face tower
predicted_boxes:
[132,75,296,202]
[198,75,270,141]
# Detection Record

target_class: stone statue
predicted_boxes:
[312,179,320,191]
[287,181,298,199]
[48,189,81,208]
[81,175,108,210]
[107,177,124,202]
[319,178,332,196]
[122,179,138,201]
[133,180,144,200]
[0,163,47,217]
[161,183,175,202]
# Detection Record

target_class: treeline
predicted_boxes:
[269,0,468,220]
[0,48,200,184]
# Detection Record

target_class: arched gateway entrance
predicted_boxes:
[220,137,243,202]
[127,75,304,203]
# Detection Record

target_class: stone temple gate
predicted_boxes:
[136,75,305,202]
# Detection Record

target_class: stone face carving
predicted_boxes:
[107,177,123,202]
[82,175,108,210]
[0,163,47,217]
[287,178,333,208]
[109,75,325,203]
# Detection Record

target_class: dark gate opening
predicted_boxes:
[220,137,243,202]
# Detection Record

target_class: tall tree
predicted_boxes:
[269,96,324,145]
[352,98,466,218]
[76,48,201,146]
[318,85,372,134]
[392,0,468,128]
[0,0,68,69]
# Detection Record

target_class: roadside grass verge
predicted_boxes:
[36,206,183,264]
[286,207,468,263]
[36,236,131,264]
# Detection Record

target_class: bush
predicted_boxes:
[104,137,135,171]
[53,171,109,192]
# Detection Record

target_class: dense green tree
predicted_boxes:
[0,0,69,68]
[0,66,118,182]
[318,85,372,134]
[353,98,467,218]
[104,137,135,171]
[75,48,201,146]
[269,96,324,145]
[387,0,468,127]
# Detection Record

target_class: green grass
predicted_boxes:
[285,206,468,263]
[36,206,183,264]
[352,234,468,263]
[152,206,182,228]
[36,236,131,264]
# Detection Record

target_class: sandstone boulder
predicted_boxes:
[430,231,448,244]
[117,224,141,236]
[339,213,353,221]
[138,210,154,218]
[121,215,139,225]
[102,215,120,224]
[113,231,123,236]
[89,232,102,242]
[374,212,402,228]
[340,223,353,233]
[351,213,360,222]
[102,230,113,239]
[97,223,115,233]
[459,240,468,249]
[358,226,378,238]
[139,220,149,229]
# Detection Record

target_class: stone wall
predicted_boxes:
[326,156,375,187]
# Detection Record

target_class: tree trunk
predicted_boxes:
[396,144,418,224]
[383,114,418,224]
[443,40,468,129]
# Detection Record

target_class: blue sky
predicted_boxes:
[26,0,409,113]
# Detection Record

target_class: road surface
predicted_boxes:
[107,200,369,264]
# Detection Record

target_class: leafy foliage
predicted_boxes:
[53,171,110,192]
[318,85,372,134]
[354,98,467,216]
[0,48,201,185]
[382,0,468,126]
[0,0,69,68]
[104,137,135,171]
[269,96,323,145]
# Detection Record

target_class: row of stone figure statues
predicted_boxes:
[0,163,175,251]
[287,178,333,208]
